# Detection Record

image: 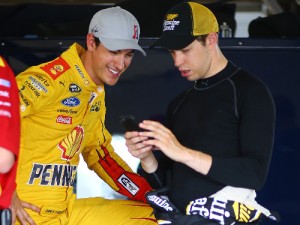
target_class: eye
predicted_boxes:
[181,48,190,53]
[126,53,134,58]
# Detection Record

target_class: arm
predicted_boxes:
[127,76,275,191]
[0,147,15,173]
[124,121,212,191]
[82,95,152,202]
[0,56,19,173]
[207,81,276,189]
[128,121,212,175]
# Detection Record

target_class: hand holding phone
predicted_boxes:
[119,115,144,132]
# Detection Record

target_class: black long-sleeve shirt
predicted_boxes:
[141,61,276,211]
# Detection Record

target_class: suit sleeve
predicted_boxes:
[82,96,152,202]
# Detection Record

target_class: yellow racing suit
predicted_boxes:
[15,43,156,225]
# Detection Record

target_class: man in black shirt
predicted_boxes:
[125,2,278,225]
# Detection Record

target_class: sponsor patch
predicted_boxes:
[19,89,30,106]
[69,83,81,93]
[57,108,77,114]
[90,101,101,112]
[61,97,80,107]
[0,109,11,117]
[56,115,72,124]
[0,101,11,107]
[0,78,11,88]
[40,57,70,80]
[35,74,50,87]
[29,76,48,93]
[118,174,139,196]
[163,14,180,31]
[0,90,9,98]
[58,126,84,160]
[75,65,89,85]
[28,163,77,187]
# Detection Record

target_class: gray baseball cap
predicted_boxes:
[89,6,146,56]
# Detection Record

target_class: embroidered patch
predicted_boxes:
[40,57,70,80]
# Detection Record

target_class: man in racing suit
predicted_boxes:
[11,6,157,225]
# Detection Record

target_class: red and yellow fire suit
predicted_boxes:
[0,55,20,209]
[15,43,156,225]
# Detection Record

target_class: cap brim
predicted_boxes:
[150,33,196,50]
[100,38,146,56]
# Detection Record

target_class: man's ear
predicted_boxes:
[206,33,218,46]
[86,33,95,50]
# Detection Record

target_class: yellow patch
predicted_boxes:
[166,14,178,21]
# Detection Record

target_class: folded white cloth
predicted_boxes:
[210,186,271,217]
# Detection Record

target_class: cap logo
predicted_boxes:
[91,25,99,34]
[166,14,178,20]
[132,25,138,40]
[163,14,180,32]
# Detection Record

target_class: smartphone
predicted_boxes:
[119,115,143,132]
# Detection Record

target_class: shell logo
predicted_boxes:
[58,126,84,160]
[50,64,64,75]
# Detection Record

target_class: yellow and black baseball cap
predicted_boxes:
[153,2,219,50]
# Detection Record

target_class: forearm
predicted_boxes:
[178,147,212,175]
[140,152,158,173]
[0,147,15,173]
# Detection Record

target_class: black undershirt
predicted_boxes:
[141,61,276,212]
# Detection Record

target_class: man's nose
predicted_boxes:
[173,52,184,67]
[115,56,125,70]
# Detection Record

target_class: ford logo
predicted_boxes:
[61,97,80,107]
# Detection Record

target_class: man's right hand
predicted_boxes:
[11,191,40,225]
[125,130,158,173]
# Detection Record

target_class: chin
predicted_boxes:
[105,79,119,86]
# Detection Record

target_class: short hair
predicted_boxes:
[94,37,100,47]
[196,34,209,45]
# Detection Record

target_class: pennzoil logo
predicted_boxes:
[28,163,77,187]
[166,14,178,20]
[40,57,70,80]
[58,126,84,160]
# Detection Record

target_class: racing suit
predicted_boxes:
[0,55,20,209]
[15,43,156,225]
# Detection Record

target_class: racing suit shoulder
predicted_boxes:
[16,58,69,117]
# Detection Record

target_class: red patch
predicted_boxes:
[40,57,70,80]
[56,115,73,124]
